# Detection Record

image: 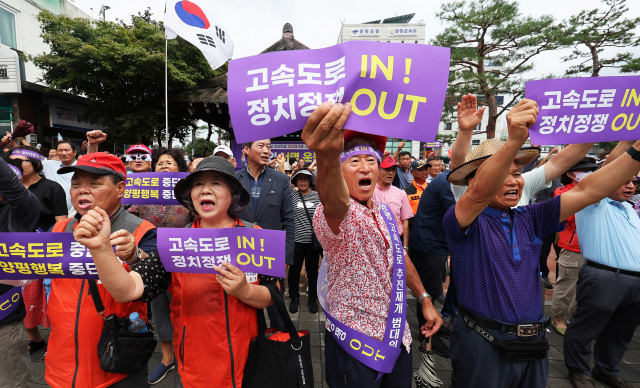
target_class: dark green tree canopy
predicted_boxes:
[432,0,566,138]
[562,0,640,77]
[32,9,224,143]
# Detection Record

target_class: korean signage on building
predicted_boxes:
[388,28,418,37]
[350,27,381,37]
[0,46,21,94]
[49,97,105,132]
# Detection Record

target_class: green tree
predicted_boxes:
[32,9,225,144]
[562,0,640,77]
[431,0,566,138]
[184,137,217,157]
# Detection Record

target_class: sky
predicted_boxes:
[74,0,640,79]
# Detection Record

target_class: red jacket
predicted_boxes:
[169,218,260,388]
[554,184,580,253]
[46,217,155,388]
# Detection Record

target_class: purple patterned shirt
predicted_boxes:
[444,195,565,324]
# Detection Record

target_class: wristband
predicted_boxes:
[627,147,640,162]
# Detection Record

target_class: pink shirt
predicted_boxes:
[372,183,414,235]
[314,199,412,351]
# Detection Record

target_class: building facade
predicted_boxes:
[0,0,101,152]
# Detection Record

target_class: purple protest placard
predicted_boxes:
[157,227,286,278]
[230,141,317,171]
[228,41,450,143]
[122,172,189,205]
[0,233,100,280]
[526,76,640,144]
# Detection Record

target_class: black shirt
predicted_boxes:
[28,177,68,231]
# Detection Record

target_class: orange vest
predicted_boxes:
[169,218,259,388]
[45,217,155,388]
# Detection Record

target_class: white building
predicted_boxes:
[0,0,98,150]
[337,14,427,158]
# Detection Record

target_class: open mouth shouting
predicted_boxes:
[504,189,519,199]
[78,198,94,210]
[359,179,372,190]
[200,199,216,211]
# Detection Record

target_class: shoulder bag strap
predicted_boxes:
[87,280,106,316]
[299,191,315,228]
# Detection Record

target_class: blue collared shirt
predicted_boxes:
[444,196,565,324]
[247,165,266,213]
[576,197,640,272]
[395,168,413,190]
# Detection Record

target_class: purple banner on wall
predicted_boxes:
[0,233,101,280]
[526,76,640,144]
[228,41,450,143]
[157,227,286,278]
[230,141,316,170]
[122,172,189,205]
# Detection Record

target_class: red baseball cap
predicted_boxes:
[58,153,127,181]
[380,155,400,169]
[344,130,387,154]
[126,144,152,155]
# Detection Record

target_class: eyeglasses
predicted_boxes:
[126,154,151,162]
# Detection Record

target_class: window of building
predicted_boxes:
[0,94,13,129]
[444,123,452,131]
[472,140,480,146]
[0,5,17,49]
[385,138,412,154]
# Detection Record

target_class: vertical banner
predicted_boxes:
[526,76,640,144]
[228,41,450,143]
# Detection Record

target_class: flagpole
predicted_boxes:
[165,38,169,148]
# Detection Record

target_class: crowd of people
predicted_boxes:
[0,93,639,388]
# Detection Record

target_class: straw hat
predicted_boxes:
[447,138,540,186]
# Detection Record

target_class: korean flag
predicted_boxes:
[164,0,234,71]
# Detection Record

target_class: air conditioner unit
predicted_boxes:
[26,133,37,145]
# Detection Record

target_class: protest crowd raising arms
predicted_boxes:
[3,1,640,388]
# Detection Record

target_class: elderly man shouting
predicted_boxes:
[444,99,640,388]
[45,153,157,388]
[302,101,441,388]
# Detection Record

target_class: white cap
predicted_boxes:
[213,145,233,157]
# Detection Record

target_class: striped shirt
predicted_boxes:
[292,189,320,243]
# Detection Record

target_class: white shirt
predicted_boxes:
[451,164,550,207]
[42,159,77,215]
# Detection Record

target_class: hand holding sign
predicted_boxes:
[110,230,137,263]
[458,94,486,133]
[74,207,112,251]
[507,99,539,144]
[302,101,352,158]
[214,262,250,299]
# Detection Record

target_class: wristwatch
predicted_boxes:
[125,246,143,266]
[417,292,431,304]
[627,146,640,161]
[403,246,410,252]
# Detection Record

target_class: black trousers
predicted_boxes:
[410,249,448,333]
[451,316,549,388]
[564,264,640,378]
[288,242,321,300]
[325,329,412,388]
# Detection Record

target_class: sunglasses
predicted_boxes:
[126,154,151,162]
